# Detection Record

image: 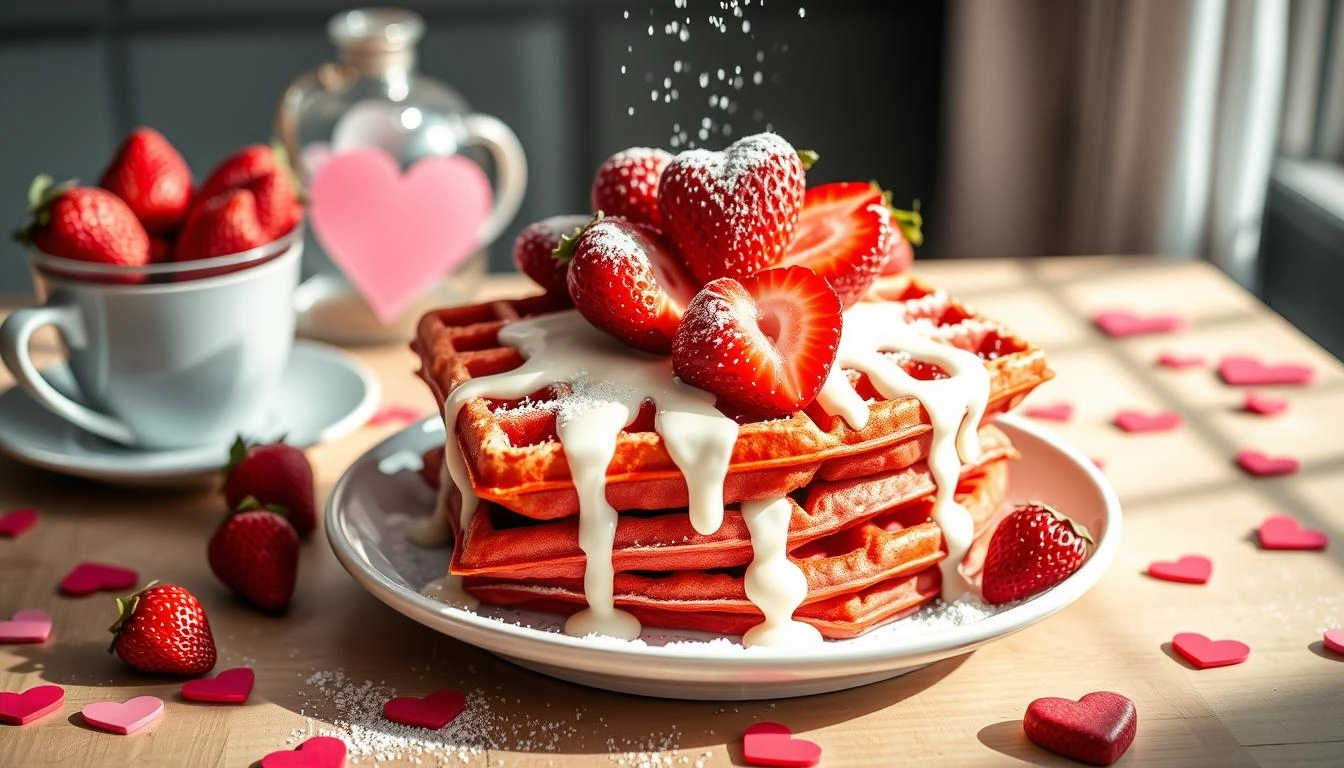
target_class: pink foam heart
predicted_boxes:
[1024,403,1073,422]
[742,722,822,767]
[1147,555,1212,584]
[1171,632,1249,669]
[1023,691,1137,767]
[1257,515,1328,551]
[1114,409,1182,433]
[260,736,348,768]
[1093,310,1184,338]
[0,507,38,538]
[81,695,164,735]
[58,561,138,596]
[0,684,64,726]
[1217,355,1314,386]
[383,689,466,730]
[181,667,254,704]
[1235,450,1300,477]
[0,609,53,643]
[367,404,424,427]
[310,148,492,323]
[1243,391,1288,416]
[1324,628,1344,655]
[1156,351,1204,369]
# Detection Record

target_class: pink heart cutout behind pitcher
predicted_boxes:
[310,147,493,323]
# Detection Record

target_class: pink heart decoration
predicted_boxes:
[1217,355,1314,386]
[181,667,254,704]
[367,404,425,427]
[1156,351,1204,369]
[1147,555,1212,584]
[1114,409,1182,433]
[1324,628,1344,655]
[1257,515,1328,551]
[0,507,38,538]
[1171,632,1249,669]
[1024,403,1073,422]
[310,148,492,323]
[1093,310,1184,338]
[1242,391,1288,416]
[1235,450,1299,477]
[1023,691,1137,767]
[81,695,164,735]
[58,562,138,597]
[383,689,466,730]
[742,722,822,767]
[0,609,53,643]
[0,684,64,726]
[260,736,348,768]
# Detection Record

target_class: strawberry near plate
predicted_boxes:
[326,414,1122,700]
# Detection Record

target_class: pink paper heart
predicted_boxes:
[1324,628,1344,655]
[1171,632,1249,669]
[181,667,254,704]
[1147,555,1212,584]
[1093,310,1184,338]
[1243,391,1288,416]
[1257,515,1328,551]
[0,507,38,538]
[742,722,822,767]
[58,562,138,596]
[383,689,466,730]
[1156,351,1204,369]
[1217,355,1314,386]
[1235,450,1299,477]
[0,684,64,726]
[0,609,53,643]
[310,148,492,323]
[1114,409,1182,433]
[81,695,164,735]
[1024,403,1073,422]
[1023,691,1137,767]
[367,404,424,427]
[260,736,348,768]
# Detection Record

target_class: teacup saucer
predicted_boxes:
[0,340,379,486]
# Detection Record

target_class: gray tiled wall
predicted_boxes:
[0,0,939,296]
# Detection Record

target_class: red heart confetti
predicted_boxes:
[1172,632,1249,669]
[260,736,348,768]
[1217,355,1314,386]
[383,689,466,730]
[1235,450,1299,478]
[742,722,822,768]
[1324,628,1344,655]
[367,404,424,427]
[81,695,164,735]
[0,507,39,538]
[181,667,255,704]
[1093,310,1184,338]
[1114,409,1182,433]
[0,684,65,726]
[1242,391,1288,416]
[0,609,54,643]
[1023,691,1137,767]
[1257,515,1328,551]
[1146,555,1212,585]
[1024,403,1073,422]
[58,561,138,597]
[1157,351,1204,369]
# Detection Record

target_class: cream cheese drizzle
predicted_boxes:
[741,496,823,646]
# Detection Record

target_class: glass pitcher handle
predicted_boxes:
[459,114,528,248]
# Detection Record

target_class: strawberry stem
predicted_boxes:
[12,174,77,243]
[106,580,160,651]
[552,212,602,263]
[875,184,924,247]
[797,149,819,170]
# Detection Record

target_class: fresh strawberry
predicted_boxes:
[108,583,216,676]
[208,506,299,613]
[672,265,841,418]
[591,146,672,229]
[881,198,922,276]
[175,188,269,261]
[196,144,280,202]
[419,445,445,491]
[14,176,149,267]
[981,502,1093,605]
[99,127,193,234]
[195,144,300,239]
[658,132,809,284]
[149,235,174,263]
[781,182,892,307]
[224,438,316,539]
[512,215,588,301]
[563,216,698,354]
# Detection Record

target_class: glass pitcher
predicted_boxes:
[275,7,527,344]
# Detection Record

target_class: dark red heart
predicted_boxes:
[181,667,254,704]
[0,684,65,726]
[0,507,39,538]
[58,562,138,596]
[1172,632,1249,669]
[1147,555,1212,584]
[1093,310,1183,338]
[383,689,465,730]
[260,736,347,768]
[1242,391,1288,416]
[1114,409,1181,433]
[742,722,822,767]
[1257,516,1328,551]
[1217,355,1313,386]
[1023,691,1137,766]
[1025,403,1073,422]
[1235,450,1299,477]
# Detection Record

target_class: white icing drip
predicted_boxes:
[741,496,823,647]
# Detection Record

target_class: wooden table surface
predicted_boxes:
[2,257,1342,767]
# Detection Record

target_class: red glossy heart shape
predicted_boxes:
[1242,391,1288,416]
[1114,409,1182,433]
[0,609,54,643]
[742,722,822,767]
[1235,450,1299,477]
[1217,355,1314,386]
[1156,351,1204,369]
[0,507,38,538]
[1023,691,1137,766]
[1024,403,1073,422]
[58,562,138,597]
[1324,628,1344,655]
[0,684,65,726]
[260,736,347,768]
[1147,555,1212,584]
[1093,310,1183,338]
[181,667,255,704]
[1172,632,1249,669]
[1257,516,1328,551]
[383,689,466,730]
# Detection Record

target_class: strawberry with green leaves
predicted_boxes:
[13,176,150,268]
[981,502,1093,604]
[108,583,216,676]
[100,127,193,235]
[208,503,299,613]
[512,214,589,301]
[224,438,316,539]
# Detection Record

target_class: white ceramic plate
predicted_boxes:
[327,414,1121,700]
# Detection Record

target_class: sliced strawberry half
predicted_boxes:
[672,265,841,418]
[564,217,698,354]
[781,182,893,307]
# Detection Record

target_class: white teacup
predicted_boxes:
[0,227,303,450]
